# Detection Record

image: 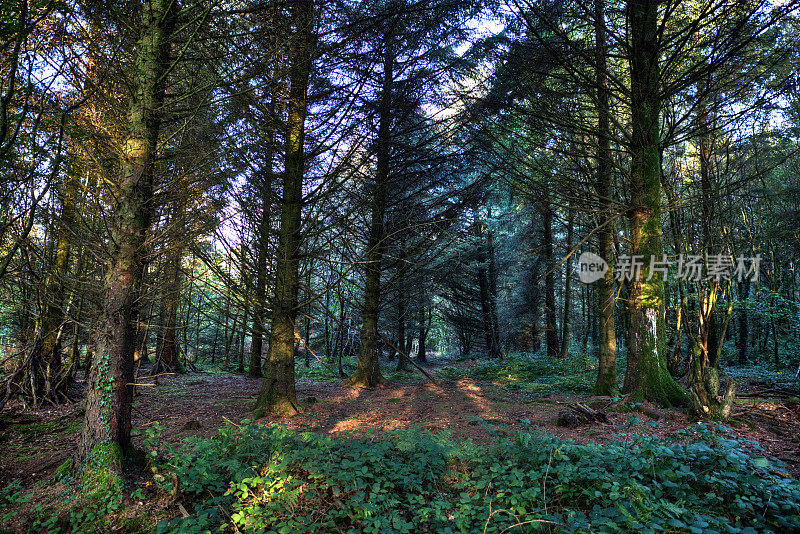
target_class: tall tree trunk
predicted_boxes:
[417,307,429,363]
[477,215,501,359]
[222,262,234,365]
[193,288,202,359]
[593,0,618,395]
[487,209,502,359]
[324,285,331,360]
[346,18,396,388]
[211,322,219,363]
[238,243,249,373]
[560,207,574,358]
[76,0,177,479]
[621,0,686,406]
[254,0,314,415]
[738,279,749,363]
[581,285,590,356]
[223,311,237,365]
[530,258,542,353]
[303,267,312,367]
[155,194,187,375]
[133,289,154,366]
[687,81,735,419]
[395,287,407,371]
[181,257,192,358]
[543,205,560,359]
[249,166,273,378]
[154,252,183,374]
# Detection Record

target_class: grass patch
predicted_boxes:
[727,363,800,393]
[14,419,79,436]
[436,352,611,396]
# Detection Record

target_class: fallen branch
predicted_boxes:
[315,299,438,385]
[376,332,439,386]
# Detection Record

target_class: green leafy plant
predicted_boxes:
[152,421,800,533]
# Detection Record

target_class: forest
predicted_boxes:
[2,0,800,532]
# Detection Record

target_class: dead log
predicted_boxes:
[558,402,608,428]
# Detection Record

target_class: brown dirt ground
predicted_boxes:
[1,367,799,532]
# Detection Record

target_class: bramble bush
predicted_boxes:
[153,421,800,533]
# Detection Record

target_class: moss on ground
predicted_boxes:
[80,443,124,504]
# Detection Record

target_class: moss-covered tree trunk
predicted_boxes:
[253,0,313,415]
[689,286,736,419]
[593,0,618,396]
[345,21,396,388]
[621,0,686,406]
[76,0,177,477]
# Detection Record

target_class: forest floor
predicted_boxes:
[1,358,799,532]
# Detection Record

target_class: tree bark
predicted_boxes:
[417,307,429,363]
[593,0,618,395]
[154,252,183,374]
[543,205,560,359]
[249,166,273,378]
[621,0,686,406]
[395,287,407,371]
[254,0,313,415]
[560,206,574,358]
[346,17,396,388]
[76,0,177,477]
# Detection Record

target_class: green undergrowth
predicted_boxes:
[148,420,799,533]
[436,352,617,395]
[293,359,356,381]
[1,457,127,534]
[293,357,420,383]
[726,363,799,393]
